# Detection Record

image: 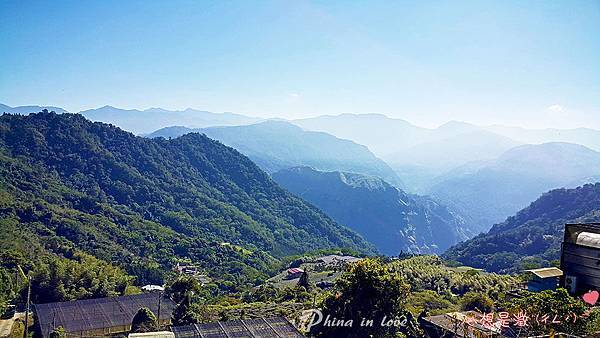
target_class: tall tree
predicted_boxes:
[172,292,197,326]
[311,258,421,338]
[168,277,201,304]
[297,271,310,290]
[131,307,157,333]
[503,289,599,336]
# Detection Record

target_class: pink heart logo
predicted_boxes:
[582,290,599,306]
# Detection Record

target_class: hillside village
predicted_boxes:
[1,223,599,337]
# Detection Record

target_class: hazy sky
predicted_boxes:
[1,0,599,129]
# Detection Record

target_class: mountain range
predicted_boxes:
[4,103,600,235]
[79,105,262,135]
[0,103,68,115]
[0,111,374,286]
[443,183,600,273]
[293,114,600,194]
[148,121,404,188]
[294,114,600,156]
[428,142,600,231]
[272,166,472,255]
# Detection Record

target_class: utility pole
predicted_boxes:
[156,291,163,330]
[23,275,31,338]
[14,269,18,294]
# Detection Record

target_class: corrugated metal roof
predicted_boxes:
[172,317,304,338]
[525,267,563,278]
[34,293,175,337]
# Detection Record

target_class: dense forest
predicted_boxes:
[0,111,374,308]
[444,183,600,273]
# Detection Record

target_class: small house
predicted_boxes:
[524,267,563,292]
[287,268,304,279]
[141,284,165,292]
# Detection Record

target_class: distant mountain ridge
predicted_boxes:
[272,166,472,255]
[427,142,600,231]
[443,183,600,273]
[292,114,600,197]
[293,113,427,157]
[1,103,68,114]
[486,125,600,152]
[148,120,405,188]
[385,130,521,180]
[80,105,261,135]
[1,104,262,135]
[5,104,599,154]
[293,113,600,155]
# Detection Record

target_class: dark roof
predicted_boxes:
[34,293,175,336]
[172,317,304,338]
[422,311,499,337]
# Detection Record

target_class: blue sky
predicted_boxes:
[1,0,599,128]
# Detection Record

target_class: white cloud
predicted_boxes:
[289,93,301,98]
[547,104,564,113]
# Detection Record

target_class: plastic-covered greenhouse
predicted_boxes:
[34,293,175,337]
[172,317,304,338]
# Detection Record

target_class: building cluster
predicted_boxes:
[173,263,211,285]
[27,223,599,338]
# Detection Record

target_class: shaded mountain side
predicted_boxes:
[272,166,472,255]
[0,112,375,287]
[443,183,600,273]
[148,121,404,188]
[428,142,600,231]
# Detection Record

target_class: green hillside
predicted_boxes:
[444,183,600,273]
[0,111,374,305]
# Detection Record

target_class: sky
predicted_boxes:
[1,0,599,129]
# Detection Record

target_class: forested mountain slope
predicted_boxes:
[272,167,472,255]
[443,183,600,273]
[0,112,374,293]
